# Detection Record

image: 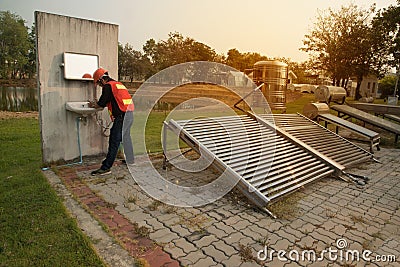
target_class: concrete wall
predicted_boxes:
[35,11,119,163]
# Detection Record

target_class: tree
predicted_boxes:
[143,32,218,75]
[225,48,268,71]
[286,61,310,84]
[118,42,152,81]
[372,1,400,96]
[379,75,398,98]
[302,4,380,99]
[24,24,36,78]
[372,1,400,69]
[0,11,30,79]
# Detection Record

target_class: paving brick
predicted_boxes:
[308,206,326,217]
[221,254,243,267]
[150,228,172,240]
[194,235,219,248]
[207,225,228,238]
[299,235,318,249]
[331,224,347,236]
[237,235,256,247]
[216,207,235,218]
[238,211,260,223]
[309,231,334,246]
[319,220,337,231]
[303,212,325,224]
[192,256,217,267]
[239,261,260,267]
[170,224,191,237]
[241,226,261,240]
[299,223,315,235]
[173,238,197,254]
[289,219,307,230]
[202,245,229,262]
[265,233,283,246]
[223,232,246,244]
[163,243,186,260]
[218,224,238,237]
[247,224,271,239]
[274,228,300,242]
[273,238,293,251]
[314,227,339,242]
[153,231,180,244]
[179,250,206,266]
[213,240,238,257]
[144,217,164,231]
[223,216,243,226]
[232,219,253,231]
[207,211,225,221]
[261,257,286,267]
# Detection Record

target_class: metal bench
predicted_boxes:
[317,113,380,153]
[331,105,400,143]
[383,114,400,124]
[348,102,400,116]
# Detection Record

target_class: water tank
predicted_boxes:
[303,102,330,120]
[314,85,346,104]
[253,60,288,111]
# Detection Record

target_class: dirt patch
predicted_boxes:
[0,111,39,120]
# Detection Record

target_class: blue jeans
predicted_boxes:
[101,115,124,170]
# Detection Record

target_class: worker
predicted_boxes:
[89,68,134,175]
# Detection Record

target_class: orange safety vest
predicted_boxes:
[106,81,134,119]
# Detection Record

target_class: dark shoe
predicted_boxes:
[91,168,111,176]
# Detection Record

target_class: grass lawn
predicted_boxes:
[0,117,105,266]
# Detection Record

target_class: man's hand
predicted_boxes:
[88,100,99,108]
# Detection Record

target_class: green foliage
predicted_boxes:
[119,42,152,81]
[143,32,219,74]
[0,11,34,79]
[0,118,105,266]
[226,48,268,71]
[302,5,374,84]
[379,75,398,98]
[372,2,400,69]
[119,32,221,81]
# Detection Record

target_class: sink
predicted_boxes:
[65,101,103,116]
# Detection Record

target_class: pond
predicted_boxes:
[0,87,38,111]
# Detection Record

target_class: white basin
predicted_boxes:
[65,101,102,116]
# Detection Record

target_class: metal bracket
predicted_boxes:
[233,83,264,113]
[341,171,369,186]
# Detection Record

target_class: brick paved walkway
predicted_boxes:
[55,146,400,266]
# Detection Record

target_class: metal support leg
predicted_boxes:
[162,122,169,170]
[263,207,277,219]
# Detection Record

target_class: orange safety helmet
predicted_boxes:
[82,73,92,79]
[93,68,108,84]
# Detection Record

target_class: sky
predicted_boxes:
[2,0,398,62]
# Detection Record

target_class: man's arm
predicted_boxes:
[88,84,112,108]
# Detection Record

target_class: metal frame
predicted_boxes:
[163,115,337,217]
[161,110,376,217]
